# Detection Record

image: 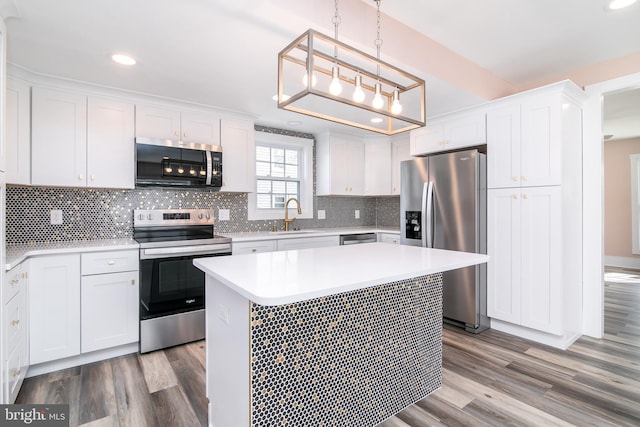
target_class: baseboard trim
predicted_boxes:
[490,319,581,350]
[26,342,139,378]
[604,255,640,270]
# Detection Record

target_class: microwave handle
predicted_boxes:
[206,151,212,185]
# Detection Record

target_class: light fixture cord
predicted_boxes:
[374,0,383,78]
[332,0,341,59]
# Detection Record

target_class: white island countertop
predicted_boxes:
[194,242,489,306]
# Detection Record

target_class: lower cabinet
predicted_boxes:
[3,262,29,403]
[487,186,563,335]
[378,232,401,245]
[232,240,277,255]
[276,236,339,251]
[29,250,139,366]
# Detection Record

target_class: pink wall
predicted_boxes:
[604,137,640,258]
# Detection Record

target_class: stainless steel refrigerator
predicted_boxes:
[400,148,489,333]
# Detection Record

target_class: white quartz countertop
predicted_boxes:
[5,239,139,271]
[220,227,399,242]
[194,242,489,306]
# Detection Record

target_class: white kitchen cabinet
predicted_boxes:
[31,87,136,189]
[87,97,135,189]
[364,139,391,196]
[135,104,221,146]
[316,132,365,196]
[3,262,29,403]
[410,109,486,156]
[276,235,339,251]
[29,254,81,365]
[220,118,255,192]
[31,87,87,187]
[487,186,562,335]
[378,232,400,244]
[80,250,139,353]
[5,77,31,185]
[486,103,521,189]
[391,136,411,195]
[232,240,277,255]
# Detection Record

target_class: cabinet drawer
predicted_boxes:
[5,291,27,351]
[5,338,27,403]
[378,233,400,244]
[81,250,139,275]
[277,236,339,251]
[3,269,22,304]
[232,240,277,255]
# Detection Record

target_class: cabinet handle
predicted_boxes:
[12,370,20,377]
[175,131,179,137]
[10,279,19,286]
[512,194,519,200]
[107,260,116,265]
[21,272,27,279]
[183,131,188,138]
[78,174,84,180]
[523,194,528,200]
[251,248,257,253]
[522,175,528,181]
[512,176,519,182]
[10,320,19,326]
[131,280,136,286]
[91,175,95,181]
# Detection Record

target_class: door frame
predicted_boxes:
[582,72,640,338]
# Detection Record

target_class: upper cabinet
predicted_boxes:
[391,135,411,195]
[220,118,255,192]
[410,109,486,156]
[135,104,221,146]
[5,78,31,185]
[316,132,365,196]
[364,139,391,196]
[487,84,583,189]
[31,87,135,189]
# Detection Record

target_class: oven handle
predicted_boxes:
[140,244,232,259]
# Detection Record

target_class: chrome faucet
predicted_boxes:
[284,197,302,231]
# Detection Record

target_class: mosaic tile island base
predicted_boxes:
[206,274,443,427]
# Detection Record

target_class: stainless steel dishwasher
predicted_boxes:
[339,232,377,245]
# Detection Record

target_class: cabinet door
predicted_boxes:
[445,112,487,150]
[409,123,444,156]
[391,137,411,195]
[181,111,220,146]
[31,87,87,187]
[364,139,391,196]
[87,97,135,189]
[232,240,277,255]
[487,188,522,324]
[346,141,365,194]
[5,78,31,185]
[135,104,181,139]
[29,254,81,365]
[220,119,255,192]
[487,104,521,189]
[521,96,562,187]
[81,271,139,353]
[520,186,562,335]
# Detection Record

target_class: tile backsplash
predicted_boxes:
[5,186,399,245]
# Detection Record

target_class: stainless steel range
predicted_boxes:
[134,208,231,353]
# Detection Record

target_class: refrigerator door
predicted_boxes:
[400,158,429,247]
[429,149,486,329]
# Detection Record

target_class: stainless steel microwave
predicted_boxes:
[135,137,222,188]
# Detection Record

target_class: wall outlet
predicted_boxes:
[50,209,63,225]
[218,209,230,221]
[317,209,326,220]
[355,209,360,219]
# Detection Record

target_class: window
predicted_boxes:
[248,132,314,221]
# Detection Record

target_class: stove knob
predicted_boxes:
[205,213,211,220]
[147,214,153,220]
[198,213,204,219]
[138,214,144,220]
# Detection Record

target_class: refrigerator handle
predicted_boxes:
[423,181,434,248]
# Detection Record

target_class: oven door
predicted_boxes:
[139,245,231,316]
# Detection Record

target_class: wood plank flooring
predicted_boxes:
[17,269,640,426]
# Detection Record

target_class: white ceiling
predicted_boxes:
[3,0,640,137]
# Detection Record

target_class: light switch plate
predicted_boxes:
[355,210,360,219]
[219,209,230,221]
[318,209,326,220]
[50,209,63,225]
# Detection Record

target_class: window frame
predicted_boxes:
[248,132,314,221]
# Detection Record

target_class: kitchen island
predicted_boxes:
[194,243,489,427]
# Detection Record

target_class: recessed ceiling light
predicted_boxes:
[607,0,637,10]
[111,54,136,65]
[287,120,303,126]
[370,117,383,124]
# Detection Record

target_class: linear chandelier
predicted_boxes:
[277,0,425,135]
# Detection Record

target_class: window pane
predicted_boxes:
[285,164,298,179]
[272,181,286,194]
[256,146,270,162]
[286,182,299,194]
[272,163,285,177]
[256,180,271,193]
[273,195,285,208]
[271,148,285,164]
[257,194,271,209]
[256,161,271,177]
[285,149,298,165]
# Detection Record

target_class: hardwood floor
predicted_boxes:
[17,269,640,426]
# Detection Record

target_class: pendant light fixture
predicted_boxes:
[277,0,425,135]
